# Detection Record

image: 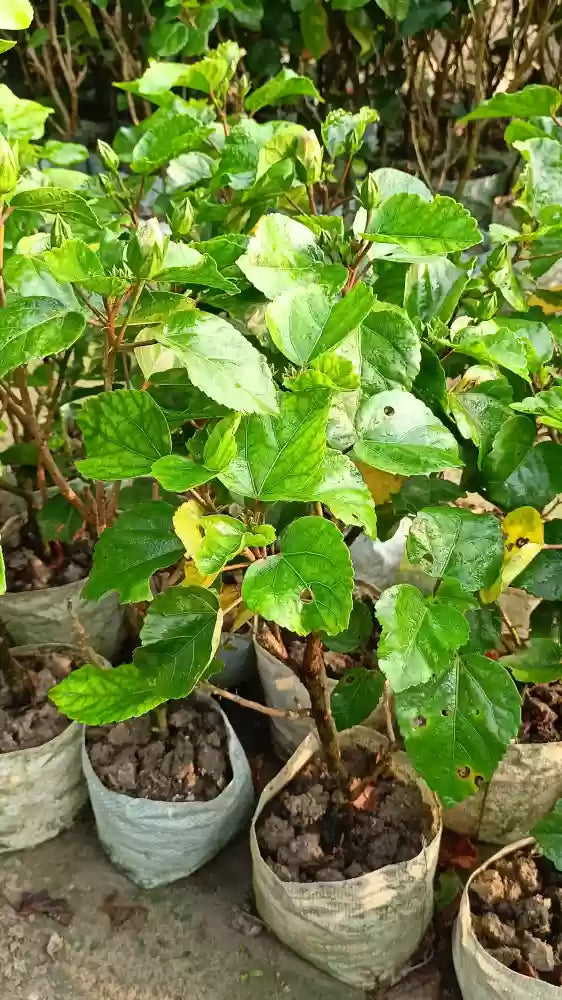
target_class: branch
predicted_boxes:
[201,681,311,720]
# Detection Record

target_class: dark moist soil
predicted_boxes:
[471,848,562,984]
[521,682,562,744]
[256,746,433,883]
[3,525,93,592]
[0,649,75,752]
[86,696,233,803]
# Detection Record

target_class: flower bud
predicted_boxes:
[170,196,194,238]
[97,139,120,174]
[127,218,167,280]
[358,173,379,213]
[297,129,323,185]
[0,134,18,196]
[50,214,72,248]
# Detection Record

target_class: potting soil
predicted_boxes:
[0,649,74,751]
[522,683,562,744]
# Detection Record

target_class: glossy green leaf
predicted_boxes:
[77,390,171,481]
[518,520,562,600]
[453,324,530,380]
[363,194,480,258]
[532,799,562,871]
[37,495,82,544]
[245,69,321,113]
[83,502,184,604]
[459,85,562,124]
[321,599,372,653]
[0,0,33,30]
[151,454,214,492]
[369,167,431,202]
[266,281,373,365]
[512,388,562,429]
[10,188,100,228]
[376,583,470,693]
[242,516,353,635]
[51,587,222,724]
[219,388,329,501]
[448,367,513,465]
[41,239,128,296]
[309,449,378,539]
[238,213,347,299]
[465,604,503,655]
[515,138,562,220]
[396,653,521,806]
[482,417,562,511]
[501,639,562,684]
[353,389,463,475]
[131,110,213,173]
[331,667,384,731]
[359,301,421,393]
[0,297,86,377]
[188,513,275,575]
[407,507,503,591]
[405,257,470,325]
[156,309,278,415]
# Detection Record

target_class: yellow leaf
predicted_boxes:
[480,506,543,603]
[231,605,254,631]
[528,286,562,315]
[219,584,239,611]
[173,499,205,561]
[181,561,216,588]
[354,461,405,505]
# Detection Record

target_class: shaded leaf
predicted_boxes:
[331,667,384,731]
[518,520,562,600]
[321,599,372,653]
[482,417,562,510]
[532,799,562,871]
[310,448,378,538]
[501,639,562,684]
[37,495,82,544]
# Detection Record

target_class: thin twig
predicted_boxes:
[499,605,523,648]
[201,682,311,720]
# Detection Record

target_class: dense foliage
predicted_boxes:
[0,0,561,814]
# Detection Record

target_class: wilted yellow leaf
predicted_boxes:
[480,506,543,603]
[182,561,216,588]
[354,461,405,505]
[173,500,204,560]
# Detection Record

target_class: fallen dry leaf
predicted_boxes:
[99,891,147,930]
[46,932,64,960]
[439,832,478,872]
[15,890,73,926]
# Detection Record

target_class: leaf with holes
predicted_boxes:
[320,599,372,653]
[77,390,171,481]
[331,668,384,731]
[83,502,184,604]
[480,506,544,604]
[50,587,222,724]
[376,584,470,693]
[242,516,353,635]
[0,297,86,378]
[406,507,504,592]
[266,282,374,365]
[353,389,463,476]
[396,653,521,806]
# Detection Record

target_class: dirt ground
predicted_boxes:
[0,812,455,1000]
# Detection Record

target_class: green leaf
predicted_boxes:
[37,494,82,544]
[10,188,100,228]
[453,323,530,381]
[300,0,330,58]
[309,449,378,539]
[188,512,275,576]
[320,599,372,653]
[482,418,562,511]
[149,369,228,422]
[448,367,513,465]
[331,668,384,731]
[203,414,241,472]
[83,502,184,604]
[156,309,278,415]
[77,390,171,481]
[50,587,222,724]
[532,799,562,871]
[321,107,378,159]
[345,7,375,56]
[41,239,128,296]
[363,194,480,259]
[404,257,469,325]
[465,604,503,655]
[219,388,330,500]
[151,454,215,492]
[459,85,562,124]
[501,639,562,684]
[42,140,89,166]
[374,0,409,19]
[156,243,239,294]
[396,653,521,806]
[359,301,421,393]
[0,84,51,141]
[518,520,562,600]
[376,584,470,693]
[390,476,464,516]
[353,389,463,475]
[530,601,562,643]
[131,110,213,173]
[369,167,431,202]
[0,297,86,377]
[245,69,321,114]
[0,0,33,30]
[238,213,347,299]
[406,507,504,591]
[266,282,374,365]
[242,516,353,635]
[0,41,15,53]
[515,138,562,220]
[512,388,562,429]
